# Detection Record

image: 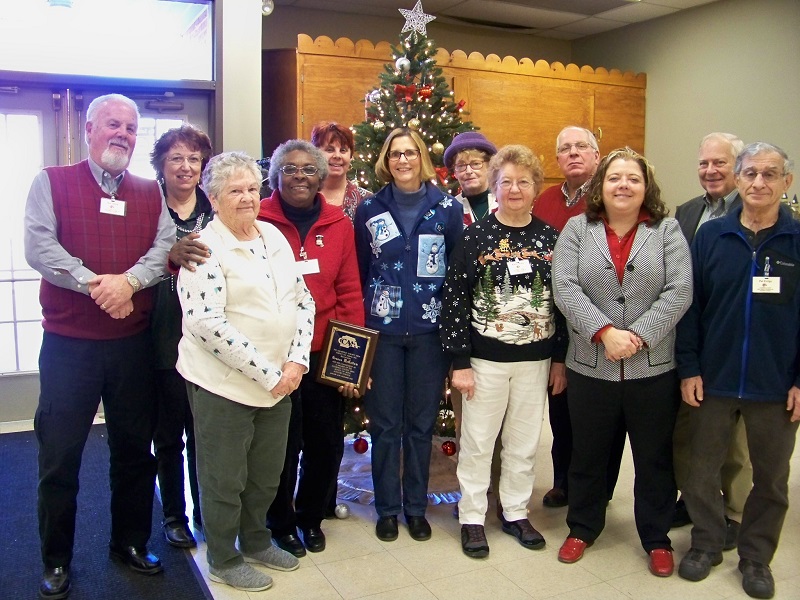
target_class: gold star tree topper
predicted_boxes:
[399,0,436,36]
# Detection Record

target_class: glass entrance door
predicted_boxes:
[0,84,211,373]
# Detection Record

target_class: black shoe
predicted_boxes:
[375,516,398,541]
[163,521,197,549]
[275,533,307,557]
[39,566,71,599]
[501,518,546,550]
[678,547,722,581]
[300,527,326,553]
[109,542,164,575]
[739,558,775,599]
[671,498,692,528]
[724,517,740,551]
[405,515,432,541]
[542,487,568,508]
[461,524,489,558]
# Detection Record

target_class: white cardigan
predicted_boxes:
[176,218,315,407]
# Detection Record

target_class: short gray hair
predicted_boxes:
[735,142,794,175]
[84,93,140,144]
[201,151,263,199]
[267,139,328,190]
[556,126,599,153]
[700,132,744,162]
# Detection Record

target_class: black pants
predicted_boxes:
[36,331,158,568]
[548,387,626,497]
[153,368,200,524]
[267,353,345,536]
[566,369,679,553]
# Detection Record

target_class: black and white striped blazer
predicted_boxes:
[552,214,692,381]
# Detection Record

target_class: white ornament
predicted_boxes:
[399,0,436,36]
[367,89,382,103]
[334,503,350,519]
[395,57,411,72]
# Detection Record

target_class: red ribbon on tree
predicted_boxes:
[434,166,449,185]
[394,84,417,102]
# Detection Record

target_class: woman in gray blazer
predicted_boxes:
[552,148,692,577]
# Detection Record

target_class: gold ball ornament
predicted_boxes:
[408,118,421,131]
[372,120,385,131]
[431,142,444,155]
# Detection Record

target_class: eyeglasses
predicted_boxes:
[166,155,202,166]
[739,169,785,184]
[557,142,594,155]
[497,179,534,191]
[388,149,420,161]
[279,164,319,176]
[454,160,485,173]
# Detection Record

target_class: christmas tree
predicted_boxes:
[343,2,466,438]
[351,0,476,195]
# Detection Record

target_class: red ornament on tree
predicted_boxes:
[418,85,432,99]
[455,99,466,111]
[441,440,456,456]
[353,436,369,454]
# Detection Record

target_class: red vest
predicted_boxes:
[39,161,162,339]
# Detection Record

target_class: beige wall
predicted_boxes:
[261,6,571,63]
[218,0,263,156]
[573,0,800,209]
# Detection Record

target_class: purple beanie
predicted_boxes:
[443,131,497,169]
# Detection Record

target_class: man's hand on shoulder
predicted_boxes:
[170,233,210,272]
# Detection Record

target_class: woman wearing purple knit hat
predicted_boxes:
[444,131,498,226]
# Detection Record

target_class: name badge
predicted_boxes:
[753,276,780,294]
[297,259,320,275]
[507,259,532,275]
[100,196,126,216]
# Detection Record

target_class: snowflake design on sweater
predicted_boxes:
[370,277,385,290]
[412,283,423,293]
[393,260,403,271]
[439,197,453,209]
[422,297,441,322]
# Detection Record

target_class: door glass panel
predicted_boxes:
[0,1,213,81]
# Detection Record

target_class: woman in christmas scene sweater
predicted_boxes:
[354,127,464,544]
[440,144,567,559]
[258,139,364,558]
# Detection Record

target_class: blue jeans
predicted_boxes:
[365,332,448,517]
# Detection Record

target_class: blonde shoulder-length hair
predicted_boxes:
[375,128,436,185]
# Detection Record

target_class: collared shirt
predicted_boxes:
[561,179,592,208]
[24,157,174,295]
[695,187,738,232]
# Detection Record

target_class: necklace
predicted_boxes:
[175,212,205,235]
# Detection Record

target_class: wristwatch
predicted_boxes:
[124,271,142,293]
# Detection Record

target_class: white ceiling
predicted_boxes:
[272,0,720,40]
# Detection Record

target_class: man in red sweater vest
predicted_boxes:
[24,94,173,600]
[532,126,626,510]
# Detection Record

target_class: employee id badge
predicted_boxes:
[507,258,532,275]
[296,259,320,275]
[100,196,127,216]
[752,276,780,294]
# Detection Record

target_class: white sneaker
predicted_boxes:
[208,562,273,591]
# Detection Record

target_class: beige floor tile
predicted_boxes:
[607,569,726,600]
[546,581,637,600]
[359,583,438,600]
[249,563,340,600]
[495,555,603,599]
[423,565,532,600]
[388,536,487,582]
[305,518,387,566]
[316,550,419,599]
[0,419,34,433]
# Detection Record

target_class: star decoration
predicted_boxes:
[399,1,436,36]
